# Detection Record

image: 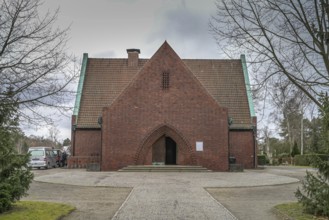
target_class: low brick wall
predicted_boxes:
[67,155,100,169]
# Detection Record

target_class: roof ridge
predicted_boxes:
[87,57,150,60]
[86,57,240,62]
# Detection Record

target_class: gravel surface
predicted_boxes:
[23,166,314,220]
[206,166,315,220]
[207,183,299,220]
[23,169,132,220]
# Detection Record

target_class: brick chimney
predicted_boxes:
[127,49,140,67]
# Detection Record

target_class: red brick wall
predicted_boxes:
[73,129,101,156]
[68,129,101,168]
[229,130,256,168]
[101,43,229,171]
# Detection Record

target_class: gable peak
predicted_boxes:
[160,40,172,50]
[152,40,181,61]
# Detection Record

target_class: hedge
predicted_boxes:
[294,154,329,166]
[257,155,268,165]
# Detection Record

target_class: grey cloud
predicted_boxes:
[181,0,186,8]
[146,5,222,59]
[92,50,116,58]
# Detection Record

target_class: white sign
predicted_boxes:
[196,141,203,151]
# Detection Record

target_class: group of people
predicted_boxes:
[60,150,68,167]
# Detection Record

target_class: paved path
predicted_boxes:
[113,185,235,219]
[34,169,301,220]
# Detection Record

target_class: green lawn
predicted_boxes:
[274,202,327,220]
[0,201,75,220]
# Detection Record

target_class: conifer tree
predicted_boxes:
[295,94,329,217]
[0,97,33,213]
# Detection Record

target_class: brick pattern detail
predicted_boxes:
[73,129,101,156]
[229,130,256,168]
[128,51,139,67]
[69,129,101,168]
[67,155,100,169]
[101,42,229,171]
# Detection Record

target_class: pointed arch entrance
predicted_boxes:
[152,136,177,165]
[134,124,196,165]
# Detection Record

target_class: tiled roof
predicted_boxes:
[183,59,251,127]
[76,58,252,128]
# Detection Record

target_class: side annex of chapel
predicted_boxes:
[69,41,257,171]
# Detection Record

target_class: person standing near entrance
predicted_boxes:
[61,151,67,167]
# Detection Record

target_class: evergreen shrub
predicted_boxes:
[257,155,267,165]
[294,154,329,166]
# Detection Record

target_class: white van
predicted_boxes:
[28,147,57,169]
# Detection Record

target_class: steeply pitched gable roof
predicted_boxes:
[74,43,254,128]
[183,59,252,127]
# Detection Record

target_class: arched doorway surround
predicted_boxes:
[134,124,196,165]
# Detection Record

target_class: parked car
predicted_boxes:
[53,149,63,167]
[27,147,57,169]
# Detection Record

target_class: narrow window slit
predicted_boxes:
[162,71,169,89]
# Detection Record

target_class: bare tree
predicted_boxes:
[0,0,77,125]
[210,0,329,109]
[48,124,60,148]
[259,126,272,156]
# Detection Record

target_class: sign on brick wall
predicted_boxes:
[196,142,203,151]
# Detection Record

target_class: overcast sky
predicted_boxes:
[24,0,233,142]
[42,0,222,59]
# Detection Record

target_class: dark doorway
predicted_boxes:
[165,137,176,165]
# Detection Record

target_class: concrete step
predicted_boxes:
[118,165,212,172]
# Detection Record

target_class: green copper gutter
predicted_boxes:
[73,53,88,121]
[240,54,256,117]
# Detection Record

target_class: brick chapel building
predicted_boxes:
[70,41,257,171]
